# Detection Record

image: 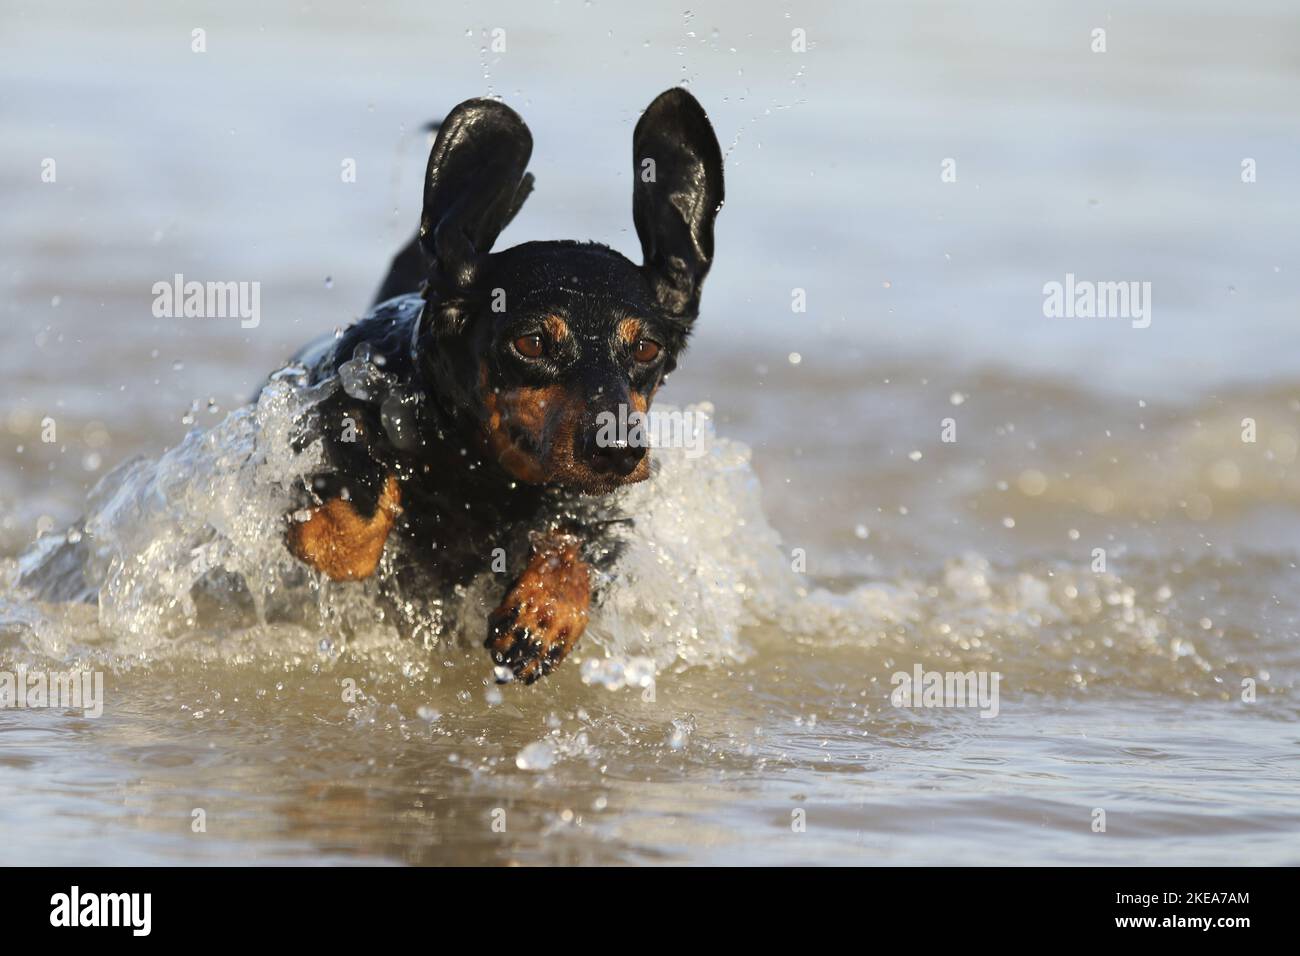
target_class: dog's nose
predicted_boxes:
[580,429,646,477]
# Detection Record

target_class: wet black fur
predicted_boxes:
[284,89,724,631]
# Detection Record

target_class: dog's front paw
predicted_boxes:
[287,475,401,581]
[485,535,590,685]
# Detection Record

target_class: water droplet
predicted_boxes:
[516,740,557,771]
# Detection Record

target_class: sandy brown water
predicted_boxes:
[2,0,1299,865]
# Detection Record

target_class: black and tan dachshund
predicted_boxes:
[284,88,724,684]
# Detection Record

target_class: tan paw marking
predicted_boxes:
[287,474,401,581]
[486,533,591,684]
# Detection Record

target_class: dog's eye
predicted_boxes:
[632,339,661,363]
[513,334,544,359]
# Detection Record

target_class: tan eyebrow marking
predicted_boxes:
[543,315,571,341]
[617,318,643,346]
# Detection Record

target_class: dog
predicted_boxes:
[282,88,724,684]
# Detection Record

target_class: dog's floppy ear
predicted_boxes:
[419,99,533,292]
[633,87,725,320]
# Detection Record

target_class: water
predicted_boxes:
[1,0,1298,865]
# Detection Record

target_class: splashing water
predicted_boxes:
[1,357,1281,713]
[3,357,795,683]
[11,375,333,652]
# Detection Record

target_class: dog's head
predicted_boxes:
[411,89,724,494]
